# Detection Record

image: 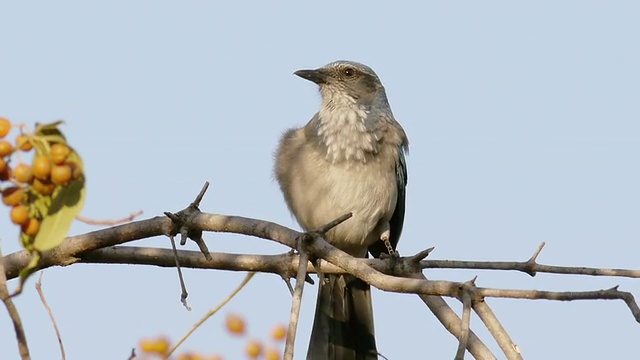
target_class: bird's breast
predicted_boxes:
[288,143,399,255]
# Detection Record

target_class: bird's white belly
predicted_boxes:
[290,155,397,255]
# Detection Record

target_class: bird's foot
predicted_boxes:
[380,230,398,258]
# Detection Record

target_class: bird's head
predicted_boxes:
[294,61,386,106]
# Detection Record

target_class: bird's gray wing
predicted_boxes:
[368,146,407,258]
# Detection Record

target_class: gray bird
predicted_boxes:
[275,60,408,360]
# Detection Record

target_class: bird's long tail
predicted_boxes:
[306,274,378,360]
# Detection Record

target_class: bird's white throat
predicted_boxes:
[317,99,378,164]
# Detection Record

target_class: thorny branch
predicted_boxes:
[1,185,640,359]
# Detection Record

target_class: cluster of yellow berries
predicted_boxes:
[139,313,287,360]
[0,117,83,238]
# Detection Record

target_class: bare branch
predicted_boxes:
[76,210,143,226]
[474,301,523,360]
[454,280,474,360]
[422,258,640,278]
[2,213,299,281]
[479,286,640,322]
[2,207,640,359]
[284,234,312,360]
[0,241,31,360]
[412,273,496,359]
[168,235,191,311]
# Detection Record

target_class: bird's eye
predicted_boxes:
[344,68,356,77]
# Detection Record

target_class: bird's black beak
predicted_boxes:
[294,69,328,85]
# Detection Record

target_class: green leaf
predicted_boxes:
[32,174,85,251]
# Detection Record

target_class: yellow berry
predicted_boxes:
[225,314,246,335]
[2,187,25,206]
[13,163,33,183]
[0,118,10,138]
[22,217,40,237]
[50,143,71,165]
[33,155,52,180]
[271,324,287,342]
[11,205,30,226]
[265,348,281,360]
[245,340,263,359]
[139,337,170,355]
[16,134,32,151]
[32,178,56,196]
[0,140,13,157]
[51,164,72,186]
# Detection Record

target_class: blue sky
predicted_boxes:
[1,1,639,359]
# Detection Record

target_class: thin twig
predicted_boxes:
[162,272,255,359]
[527,242,546,263]
[421,242,640,278]
[281,276,295,296]
[192,181,210,207]
[35,273,65,360]
[75,210,144,226]
[0,241,31,360]
[316,212,352,234]
[455,280,474,360]
[169,235,190,311]
[420,258,640,278]
[284,236,311,360]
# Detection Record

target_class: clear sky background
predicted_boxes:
[1,1,639,359]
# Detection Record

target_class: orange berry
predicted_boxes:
[2,187,25,206]
[22,217,40,237]
[51,164,72,186]
[271,324,287,342]
[0,140,13,157]
[16,134,32,151]
[13,163,33,183]
[139,337,170,355]
[245,340,263,359]
[225,314,246,335]
[10,204,29,226]
[33,155,52,180]
[50,143,71,165]
[265,348,281,360]
[32,178,56,196]
[0,118,10,138]
[0,158,7,174]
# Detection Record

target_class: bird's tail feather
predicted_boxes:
[307,274,378,360]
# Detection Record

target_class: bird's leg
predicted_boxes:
[378,222,399,258]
